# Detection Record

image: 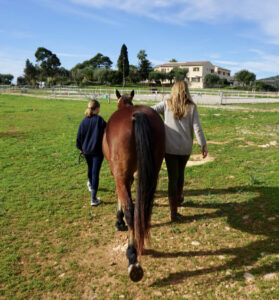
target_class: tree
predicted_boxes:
[17,76,27,86]
[117,44,129,87]
[137,50,152,81]
[54,67,71,85]
[107,70,122,85]
[71,69,84,85]
[72,53,113,71]
[70,53,113,85]
[169,58,177,62]
[93,68,108,84]
[167,69,175,85]
[219,78,230,87]
[254,81,277,92]
[35,47,61,84]
[128,65,140,84]
[172,67,188,81]
[83,67,94,83]
[204,74,220,88]
[148,71,167,85]
[23,59,38,85]
[0,74,14,84]
[234,69,256,86]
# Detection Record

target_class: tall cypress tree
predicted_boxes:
[117,44,129,87]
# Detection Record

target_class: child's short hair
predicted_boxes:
[85,99,100,117]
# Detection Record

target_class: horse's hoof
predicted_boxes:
[115,222,128,231]
[128,262,144,282]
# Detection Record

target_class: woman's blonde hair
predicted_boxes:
[85,99,100,117]
[167,81,195,119]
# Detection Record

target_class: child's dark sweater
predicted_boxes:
[76,115,106,156]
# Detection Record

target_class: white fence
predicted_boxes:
[1,86,279,105]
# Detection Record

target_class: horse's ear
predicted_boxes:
[131,90,134,98]
[116,89,121,99]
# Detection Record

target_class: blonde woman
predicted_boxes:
[152,81,208,221]
[76,100,106,206]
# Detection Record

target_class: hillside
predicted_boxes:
[258,75,279,87]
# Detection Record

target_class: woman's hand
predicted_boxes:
[202,145,208,158]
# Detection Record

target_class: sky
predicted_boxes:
[1,0,279,81]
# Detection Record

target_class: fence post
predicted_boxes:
[220,92,223,105]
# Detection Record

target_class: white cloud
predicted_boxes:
[37,0,118,24]
[215,60,239,66]
[69,0,279,42]
[243,50,279,74]
[213,49,279,78]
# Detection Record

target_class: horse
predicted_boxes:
[102,89,165,282]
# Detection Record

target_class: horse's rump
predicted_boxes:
[103,105,165,175]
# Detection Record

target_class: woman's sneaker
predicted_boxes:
[91,198,102,206]
[87,180,92,192]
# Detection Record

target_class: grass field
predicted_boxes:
[0,95,279,299]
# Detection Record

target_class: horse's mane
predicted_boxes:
[121,94,133,105]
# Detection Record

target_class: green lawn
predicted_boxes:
[0,95,278,299]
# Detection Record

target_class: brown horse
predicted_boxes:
[102,90,165,282]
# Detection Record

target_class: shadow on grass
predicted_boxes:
[148,186,279,286]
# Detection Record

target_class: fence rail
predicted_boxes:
[1,86,279,105]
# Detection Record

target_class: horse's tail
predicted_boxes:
[133,112,157,255]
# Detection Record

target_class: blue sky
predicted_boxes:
[1,0,279,80]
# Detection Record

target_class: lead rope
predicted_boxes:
[78,152,84,164]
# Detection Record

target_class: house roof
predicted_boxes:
[215,66,231,72]
[155,61,212,68]
[155,61,231,72]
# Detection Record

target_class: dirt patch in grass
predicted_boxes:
[187,154,215,167]
[0,127,19,137]
[196,137,245,145]
[258,141,278,148]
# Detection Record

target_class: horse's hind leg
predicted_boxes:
[126,228,144,282]
[115,198,128,231]
[115,178,143,282]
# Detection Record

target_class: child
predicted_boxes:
[76,100,106,206]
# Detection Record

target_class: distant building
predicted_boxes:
[154,61,232,88]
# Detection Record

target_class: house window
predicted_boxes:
[218,71,221,74]
[223,72,225,75]
[192,77,200,82]
[193,67,200,71]
[211,69,214,73]
[161,68,166,72]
